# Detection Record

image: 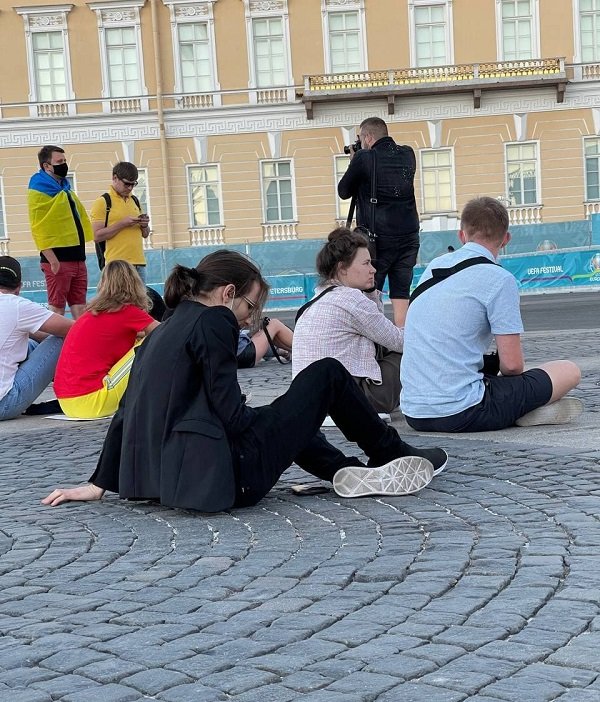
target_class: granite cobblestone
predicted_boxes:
[0,328,599,699]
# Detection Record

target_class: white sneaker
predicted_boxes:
[515,397,583,427]
[333,456,434,498]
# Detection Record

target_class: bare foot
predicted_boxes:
[41,483,105,507]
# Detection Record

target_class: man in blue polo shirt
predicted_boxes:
[400,196,582,432]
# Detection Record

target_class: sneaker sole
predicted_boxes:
[333,457,434,498]
[515,397,583,427]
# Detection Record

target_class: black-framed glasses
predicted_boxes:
[120,178,138,188]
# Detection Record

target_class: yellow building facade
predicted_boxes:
[1,0,600,258]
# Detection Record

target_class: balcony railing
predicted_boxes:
[0,239,9,255]
[262,222,298,241]
[189,226,225,246]
[301,58,567,118]
[584,201,600,217]
[9,57,600,122]
[508,205,543,225]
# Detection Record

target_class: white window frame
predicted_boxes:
[164,0,221,106]
[334,155,351,221]
[574,0,600,64]
[408,0,454,67]
[88,0,148,112]
[495,0,540,62]
[420,148,455,214]
[243,0,293,103]
[15,4,75,117]
[135,168,150,219]
[584,136,600,201]
[186,164,224,228]
[505,141,541,206]
[260,159,296,224]
[322,0,367,74]
[0,178,7,240]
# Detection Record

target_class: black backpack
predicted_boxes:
[95,192,141,270]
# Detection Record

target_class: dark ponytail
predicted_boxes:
[163,250,270,325]
[164,265,204,308]
[316,227,370,281]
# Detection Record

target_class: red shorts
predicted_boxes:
[41,261,88,309]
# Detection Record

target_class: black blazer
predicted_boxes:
[92,301,257,512]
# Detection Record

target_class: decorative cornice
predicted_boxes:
[14,4,73,15]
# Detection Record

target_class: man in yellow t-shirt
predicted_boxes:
[90,162,150,282]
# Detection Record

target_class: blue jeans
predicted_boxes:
[0,336,64,421]
[135,265,146,283]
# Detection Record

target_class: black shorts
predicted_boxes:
[406,369,553,433]
[237,341,257,369]
[373,234,419,299]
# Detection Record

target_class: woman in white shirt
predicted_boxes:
[292,228,404,413]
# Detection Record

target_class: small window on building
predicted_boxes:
[334,155,351,220]
[252,18,287,87]
[327,11,363,73]
[261,161,295,223]
[105,26,142,97]
[0,180,6,239]
[414,5,447,66]
[136,168,150,217]
[421,149,454,213]
[178,22,213,92]
[579,0,600,62]
[32,31,68,101]
[500,0,535,61]
[506,142,539,205]
[585,138,600,200]
[187,165,222,227]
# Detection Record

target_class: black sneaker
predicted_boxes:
[24,400,62,416]
[406,447,448,476]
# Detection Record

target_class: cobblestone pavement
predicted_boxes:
[1,329,599,701]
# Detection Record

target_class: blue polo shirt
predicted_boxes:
[400,242,524,418]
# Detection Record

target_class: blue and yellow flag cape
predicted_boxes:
[28,170,93,251]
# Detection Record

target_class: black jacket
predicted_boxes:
[92,301,257,512]
[338,136,419,238]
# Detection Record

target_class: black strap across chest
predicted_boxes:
[409,256,498,304]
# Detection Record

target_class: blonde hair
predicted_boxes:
[87,260,150,314]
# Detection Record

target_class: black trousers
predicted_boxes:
[232,358,414,507]
[91,359,415,508]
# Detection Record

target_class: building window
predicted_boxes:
[415,5,447,66]
[105,27,141,97]
[15,5,75,114]
[579,0,600,62]
[0,180,6,239]
[252,18,286,87]
[506,142,539,205]
[89,0,147,108]
[498,0,539,61]
[179,23,212,92]
[326,10,363,73]
[261,161,295,223]
[421,149,454,213]
[32,32,68,101]
[165,1,220,104]
[335,155,351,220]
[585,138,600,200]
[136,169,149,215]
[243,0,292,99]
[408,1,453,67]
[187,165,222,227]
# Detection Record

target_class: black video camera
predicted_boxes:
[343,137,362,155]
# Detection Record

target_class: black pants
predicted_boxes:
[232,358,414,507]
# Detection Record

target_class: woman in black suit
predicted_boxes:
[43,251,447,510]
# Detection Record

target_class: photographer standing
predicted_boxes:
[338,117,419,327]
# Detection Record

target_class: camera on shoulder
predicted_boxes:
[343,136,362,155]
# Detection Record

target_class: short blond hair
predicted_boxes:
[88,260,149,314]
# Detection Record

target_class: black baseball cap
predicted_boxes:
[0,256,22,288]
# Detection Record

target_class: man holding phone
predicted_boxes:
[91,162,149,282]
